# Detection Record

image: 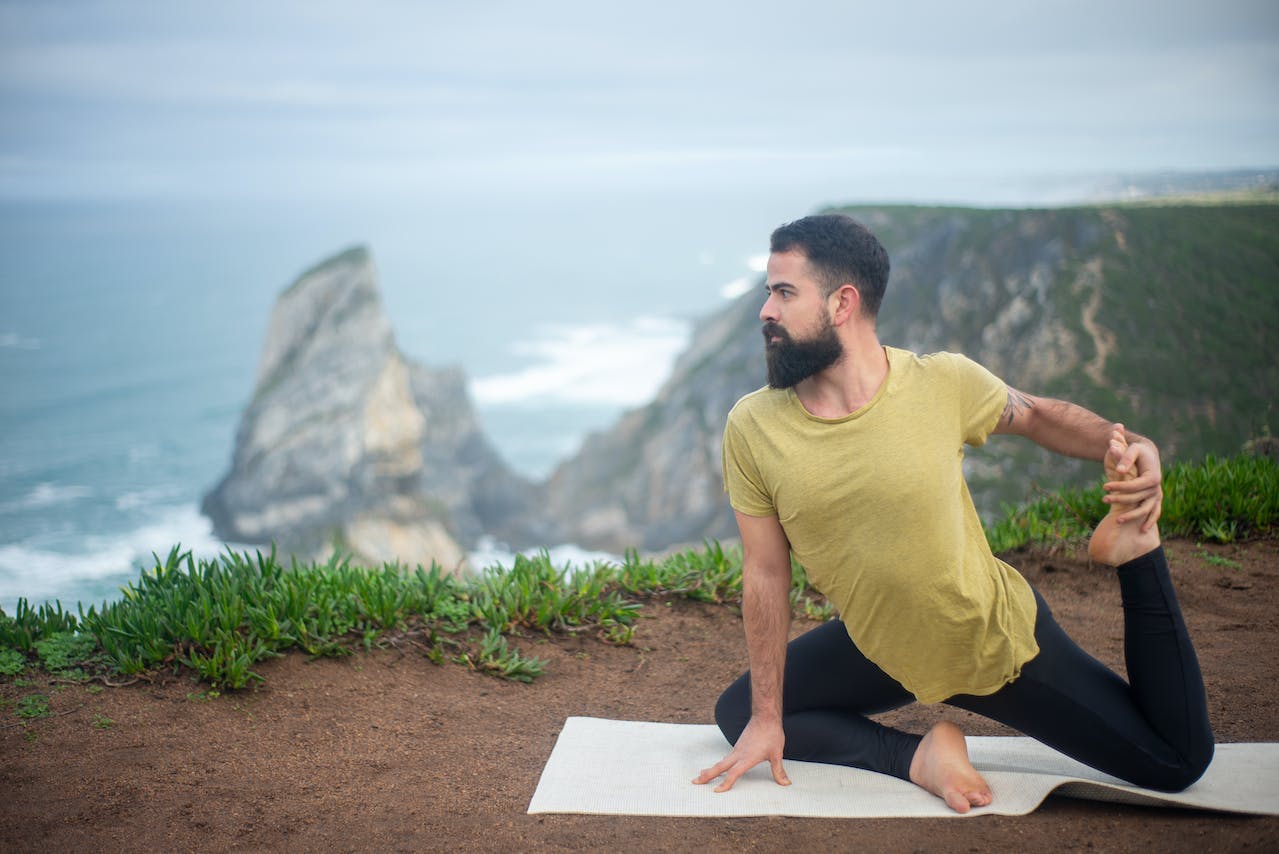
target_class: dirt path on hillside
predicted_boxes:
[3,538,1277,852]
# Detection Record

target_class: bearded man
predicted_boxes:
[693,214,1213,812]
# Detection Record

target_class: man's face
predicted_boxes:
[761,250,843,389]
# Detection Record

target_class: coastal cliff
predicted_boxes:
[202,247,535,572]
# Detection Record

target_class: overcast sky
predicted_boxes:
[2,0,1276,204]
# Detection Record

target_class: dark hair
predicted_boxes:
[770,214,890,319]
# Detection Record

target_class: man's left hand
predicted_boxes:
[1104,435,1163,532]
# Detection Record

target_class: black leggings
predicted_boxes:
[713,547,1214,791]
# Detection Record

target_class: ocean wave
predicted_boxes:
[0,503,237,612]
[470,316,690,406]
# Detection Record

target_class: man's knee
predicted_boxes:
[1139,741,1215,792]
[1165,741,1215,792]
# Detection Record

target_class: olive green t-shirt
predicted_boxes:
[721,347,1039,704]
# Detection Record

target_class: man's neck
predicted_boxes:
[794,332,889,418]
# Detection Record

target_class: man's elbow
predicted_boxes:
[995,396,1043,439]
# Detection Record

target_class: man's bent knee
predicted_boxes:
[1136,742,1214,792]
[1166,742,1215,792]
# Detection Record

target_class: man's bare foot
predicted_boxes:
[1089,427,1161,566]
[908,721,992,814]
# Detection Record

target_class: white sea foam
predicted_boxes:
[0,501,623,612]
[470,316,690,406]
[467,537,621,576]
[0,503,240,611]
[720,254,768,300]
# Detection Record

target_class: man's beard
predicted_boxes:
[764,315,843,389]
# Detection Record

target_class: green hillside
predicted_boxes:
[833,201,1279,514]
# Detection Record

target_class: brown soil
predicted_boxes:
[3,538,1278,853]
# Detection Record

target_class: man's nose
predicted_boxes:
[759,293,779,323]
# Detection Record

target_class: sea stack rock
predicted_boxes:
[202,246,529,573]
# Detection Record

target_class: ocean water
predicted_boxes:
[0,192,777,613]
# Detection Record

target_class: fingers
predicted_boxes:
[769,754,792,787]
[1099,426,1164,532]
[692,751,790,792]
[1103,481,1159,505]
[692,756,734,786]
[1113,498,1159,525]
[1106,489,1163,530]
[1104,470,1163,528]
[1114,436,1140,474]
[713,763,749,793]
[692,756,747,792]
[1107,423,1127,470]
[710,757,790,793]
[1130,497,1163,531]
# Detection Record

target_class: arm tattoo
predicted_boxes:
[1001,387,1035,425]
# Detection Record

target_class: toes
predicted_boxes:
[944,790,973,813]
[968,788,992,807]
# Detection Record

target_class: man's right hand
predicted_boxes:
[692,717,790,793]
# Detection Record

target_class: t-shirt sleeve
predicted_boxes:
[721,408,775,517]
[953,354,1008,447]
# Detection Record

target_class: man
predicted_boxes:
[693,214,1213,812]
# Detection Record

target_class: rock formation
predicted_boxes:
[202,246,535,573]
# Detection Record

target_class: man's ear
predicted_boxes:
[830,283,861,325]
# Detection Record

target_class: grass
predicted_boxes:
[1,452,1275,691]
[983,452,1278,553]
[0,543,774,691]
[1196,551,1242,570]
[15,694,51,720]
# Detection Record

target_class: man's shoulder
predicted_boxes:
[889,347,991,379]
[886,348,1006,422]
[891,346,962,368]
[725,385,790,427]
[729,385,784,412]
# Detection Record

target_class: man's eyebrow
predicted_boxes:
[765,282,795,293]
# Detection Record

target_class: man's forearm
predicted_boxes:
[741,559,792,723]
[1003,392,1149,461]
[999,389,1164,526]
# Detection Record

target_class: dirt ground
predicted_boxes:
[2,537,1277,853]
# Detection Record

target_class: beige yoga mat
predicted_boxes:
[527,717,1279,818]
